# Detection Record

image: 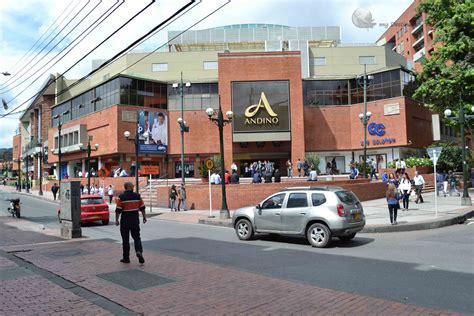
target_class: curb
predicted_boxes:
[198,210,474,233]
[3,190,60,205]
[361,210,474,233]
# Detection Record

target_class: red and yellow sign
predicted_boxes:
[141,165,160,175]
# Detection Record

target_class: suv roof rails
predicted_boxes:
[281,186,343,192]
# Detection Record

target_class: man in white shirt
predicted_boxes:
[308,168,318,181]
[413,171,425,203]
[151,113,167,146]
[400,159,407,175]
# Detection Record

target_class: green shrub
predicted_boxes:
[305,153,321,173]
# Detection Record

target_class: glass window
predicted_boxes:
[359,56,376,65]
[287,193,308,208]
[262,193,286,209]
[152,63,168,72]
[336,191,359,204]
[81,198,105,204]
[203,61,218,70]
[311,193,327,206]
[310,57,326,66]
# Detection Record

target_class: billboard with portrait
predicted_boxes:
[138,110,168,154]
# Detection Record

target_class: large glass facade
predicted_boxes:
[52,76,168,126]
[167,83,219,110]
[303,69,409,107]
[303,80,349,106]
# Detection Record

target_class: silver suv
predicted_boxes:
[232,186,365,248]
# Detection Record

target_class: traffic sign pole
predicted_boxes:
[208,169,213,218]
[434,151,438,217]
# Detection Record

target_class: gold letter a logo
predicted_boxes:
[244,92,278,118]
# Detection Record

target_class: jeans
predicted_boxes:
[170,199,176,211]
[370,170,378,180]
[388,204,398,224]
[287,168,293,178]
[415,185,423,203]
[178,199,186,211]
[402,190,410,209]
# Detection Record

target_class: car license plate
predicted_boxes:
[354,213,362,221]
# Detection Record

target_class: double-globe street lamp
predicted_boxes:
[15,158,21,192]
[205,98,233,219]
[172,73,191,185]
[52,110,70,192]
[444,104,474,206]
[79,137,99,194]
[124,127,149,194]
[21,155,30,193]
[357,65,374,178]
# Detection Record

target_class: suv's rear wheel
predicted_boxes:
[235,219,254,240]
[307,223,331,248]
[339,233,356,241]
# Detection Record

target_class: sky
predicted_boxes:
[0,0,412,149]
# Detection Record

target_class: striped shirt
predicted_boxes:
[115,190,145,215]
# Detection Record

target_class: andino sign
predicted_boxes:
[232,81,290,133]
[361,122,396,146]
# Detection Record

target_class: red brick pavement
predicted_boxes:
[1,239,462,316]
[0,256,111,315]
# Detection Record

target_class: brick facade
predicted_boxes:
[12,135,21,171]
[156,179,387,210]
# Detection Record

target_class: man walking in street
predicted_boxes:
[51,183,59,200]
[115,182,147,264]
[413,171,425,204]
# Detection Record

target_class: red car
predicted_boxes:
[58,194,110,225]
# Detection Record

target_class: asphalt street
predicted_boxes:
[1,190,473,314]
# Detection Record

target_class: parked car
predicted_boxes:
[232,186,365,248]
[58,194,109,225]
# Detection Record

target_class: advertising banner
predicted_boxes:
[138,110,168,154]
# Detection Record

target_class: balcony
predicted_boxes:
[413,47,426,62]
[411,21,423,35]
[22,137,42,157]
[412,35,425,50]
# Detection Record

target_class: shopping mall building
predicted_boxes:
[16,24,437,179]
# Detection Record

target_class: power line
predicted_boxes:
[1,0,230,119]
[2,0,75,81]
[3,1,123,103]
[0,0,91,93]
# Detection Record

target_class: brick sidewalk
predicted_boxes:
[1,237,461,315]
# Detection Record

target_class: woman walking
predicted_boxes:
[386,183,401,225]
[107,185,114,204]
[398,173,411,211]
[169,185,178,212]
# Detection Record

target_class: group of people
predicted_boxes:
[169,184,186,212]
[384,171,425,225]
[51,183,115,204]
[436,171,461,197]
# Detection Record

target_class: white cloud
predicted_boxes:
[0,0,413,148]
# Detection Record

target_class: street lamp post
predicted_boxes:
[444,104,474,206]
[79,137,99,193]
[24,155,29,193]
[124,126,146,194]
[52,110,70,192]
[357,64,374,178]
[173,72,191,185]
[205,97,233,219]
[17,157,21,192]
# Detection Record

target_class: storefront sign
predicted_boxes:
[141,165,160,175]
[232,81,290,133]
[368,122,386,136]
[361,138,396,146]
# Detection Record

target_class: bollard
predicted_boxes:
[59,181,82,239]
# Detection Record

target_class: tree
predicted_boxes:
[428,141,470,172]
[414,0,473,118]
[305,153,321,174]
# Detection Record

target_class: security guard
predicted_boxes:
[115,182,147,264]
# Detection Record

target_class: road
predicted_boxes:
[1,190,473,314]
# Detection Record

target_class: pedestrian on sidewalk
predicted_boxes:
[115,182,146,264]
[51,183,59,200]
[413,171,425,203]
[386,183,401,225]
[297,159,302,177]
[399,173,412,211]
[169,185,178,211]
[448,171,460,196]
[177,184,186,211]
[107,185,114,204]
